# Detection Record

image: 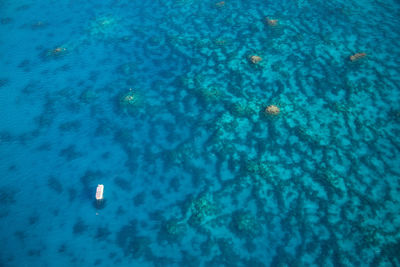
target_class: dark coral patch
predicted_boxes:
[133,191,146,206]
[47,176,63,193]
[0,187,17,205]
[95,227,111,241]
[113,177,131,191]
[73,218,88,235]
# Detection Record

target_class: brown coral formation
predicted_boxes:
[266,17,278,26]
[215,1,225,7]
[265,105,280,115]
[46,46,67,58]
[249,55,262,64]
[52,47,66,55]
[350,52,366,62]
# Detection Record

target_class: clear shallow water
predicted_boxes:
[0,0,400,266]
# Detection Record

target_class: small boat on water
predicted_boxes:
[96,184,104,201]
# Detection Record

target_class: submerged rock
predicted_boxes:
[249,55,262,64]
[265,105,280,115]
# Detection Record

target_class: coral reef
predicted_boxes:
[350,52,367,62]
[159,218,186,243]
[45,46,67,58]
[249,55,262,64]
[119,89,142,114]
[198,87,222,103]
[265,17,278,26]
[215,1,225,8]
[188,195,216,226]
[265,104,280,115]
[2,0,400,266]
[231,211,261,238]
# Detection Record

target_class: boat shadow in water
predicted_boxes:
[93,199,106,210]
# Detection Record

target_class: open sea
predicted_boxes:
[1,0,400,266]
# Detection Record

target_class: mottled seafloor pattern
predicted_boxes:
[0,0,400,266]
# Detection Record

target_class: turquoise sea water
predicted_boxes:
[1,0,400,266]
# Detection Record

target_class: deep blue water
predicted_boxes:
[1,0,400,266]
